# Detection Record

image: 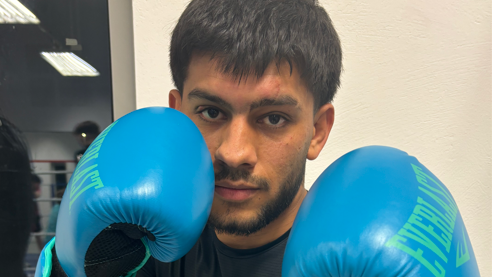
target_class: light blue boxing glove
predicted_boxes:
[282,146,480,277]
[35,107,214,277]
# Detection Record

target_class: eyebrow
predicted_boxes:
[249,96,299,111]
[187,88,300,112]
[188,89,234,111]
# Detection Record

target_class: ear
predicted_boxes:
[307,103,334,160]
[169,89,182,110]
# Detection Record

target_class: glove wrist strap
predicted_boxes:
[39,238,55,277]
[123,238,151,277]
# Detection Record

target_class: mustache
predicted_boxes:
[215,166,269,190]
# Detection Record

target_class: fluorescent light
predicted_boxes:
[40,52,100,77]
[0,0,40,24]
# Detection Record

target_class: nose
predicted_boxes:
[214,116,258,170]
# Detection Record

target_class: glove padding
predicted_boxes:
[282,146,480,277]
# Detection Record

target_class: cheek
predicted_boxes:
[267,133,307,155]
[259,134,307,182]
[201,132,220,163]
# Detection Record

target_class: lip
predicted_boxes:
[214,181,259,201]
[215,180,258,190]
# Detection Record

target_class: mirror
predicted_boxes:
[0,0,114,275]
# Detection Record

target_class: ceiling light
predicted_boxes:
[40,52,100,77]
[0,0,40,24]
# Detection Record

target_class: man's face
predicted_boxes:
[171,54,323,235]
[32,182,41,198]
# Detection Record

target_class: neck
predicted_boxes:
[215,187,307,249]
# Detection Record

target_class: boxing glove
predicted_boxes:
[282,146,480,277]
[35,107,215,277]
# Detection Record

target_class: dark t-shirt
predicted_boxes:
[137,225,289,277]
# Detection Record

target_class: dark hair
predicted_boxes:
[170,0,342,110]
[73,121,100,136]
[31,173,41,184]
[0,116,33,276]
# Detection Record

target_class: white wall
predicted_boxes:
[132,0,492,275]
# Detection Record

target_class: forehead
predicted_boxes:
[183,54,313,110]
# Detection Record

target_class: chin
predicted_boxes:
[208,207,267,236]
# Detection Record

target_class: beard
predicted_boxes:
[208,156,306,236]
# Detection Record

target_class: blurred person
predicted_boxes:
[72,121,100,162]
[44,188,65,245]
[0,116,33,276]
[30,174,44,251]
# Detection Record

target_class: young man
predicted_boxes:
[138,0,341,275]
[37,0,340,276]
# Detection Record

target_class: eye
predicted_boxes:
[260,114,287,127]
[202,108,220,119]
[197,107,226,122]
